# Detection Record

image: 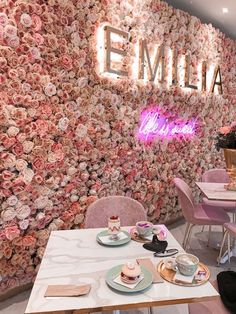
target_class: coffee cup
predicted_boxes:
[164,257,177,270]
[175,253,199,276]
[136,221,153,238]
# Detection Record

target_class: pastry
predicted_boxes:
[120,262,141,284]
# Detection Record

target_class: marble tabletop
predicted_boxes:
[25,225,219,314]
[196,182,236,201]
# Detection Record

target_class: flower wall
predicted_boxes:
[0,0,236,295]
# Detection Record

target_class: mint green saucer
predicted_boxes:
[106,265,153,293]
[96,230,131,246]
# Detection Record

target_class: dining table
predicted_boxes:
[24,225,219,314]
[196,181,236,263]
[195,182,236,202]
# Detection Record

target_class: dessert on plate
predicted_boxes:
[120,262,141,284]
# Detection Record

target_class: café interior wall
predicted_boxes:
[0,0,236,296]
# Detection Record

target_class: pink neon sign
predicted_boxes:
[138,108,196,142]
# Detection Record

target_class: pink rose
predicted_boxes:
[5,226,20,241]
[12,143,24,156]
[28,47,41,60]
[22,235,36,247]
[33,157,45,170]
[36,119,49,136]
[60,55,73,70]
[7,36,20,48]
[219,126,231,135]
[20,13,32,28]
[3,137,16,149]
[34,32,44,45]
[2,170,15,180]
[44,82,57,97]
[0,25,3,42]
[4,25,17,38]
[32,14,42,31]
[0,12,8,26]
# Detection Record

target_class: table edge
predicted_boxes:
[25,294,219,314]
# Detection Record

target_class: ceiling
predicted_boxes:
[164,0,236,40]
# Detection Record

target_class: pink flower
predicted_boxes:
[60,55,73,70]
[28,47,41,60]
[219,126,231,135]
[34,33,44,45]
[32,157,45,170]
[5,226,20,241]
[16,205,31,219]
[32,14,42,31]
[0,12,8,27]
[4,25,17,38]
[12,144,24,156]
[19,219,29,230]
[7,36,20,48]
[44,82,57,97]
[20,13,32,28]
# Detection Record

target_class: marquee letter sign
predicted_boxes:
[138,108,196,142]
[98,25,223,94]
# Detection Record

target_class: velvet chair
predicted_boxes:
[84,196,147,228]
[173,178,230,249]
[202,169,236,222]
[188,280,230,314]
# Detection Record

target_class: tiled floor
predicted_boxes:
[1,220,235,314]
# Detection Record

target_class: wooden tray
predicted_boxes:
[130,227,152,243]
[157,260,210,286]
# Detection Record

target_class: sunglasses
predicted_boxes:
[154,248,179,257]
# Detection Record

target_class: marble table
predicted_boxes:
[196,182,236,201]
[196,182,236,263]
[25,226,218,314]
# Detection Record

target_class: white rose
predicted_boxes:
[22,168,34,184]
[34,196,49,210]
[77,77,88,88]
[19,219,29,230]
[44,82,57,97]
[58,117,69,131]
[3,153,16,168]
[15,159,28,171]
[22,140,34,153]
[7,195,18,206]
[20,13,32,27]
[7,126,19,137]
[16,205,31,219]
[75,124,87,138]
[1,207,16,222]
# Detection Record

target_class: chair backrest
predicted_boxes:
[202,169,229,183]
[173,178,195,222]
[84,196,147,228]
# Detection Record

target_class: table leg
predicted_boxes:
[219,243,236,264]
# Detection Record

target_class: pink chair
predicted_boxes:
[173,178,230,249]
[218,222,236,265]
[188,280,230,314]
[84,196,147,228]
[202,169,236,222]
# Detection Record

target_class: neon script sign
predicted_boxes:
[138,108,196,142]
[97,25,223,94]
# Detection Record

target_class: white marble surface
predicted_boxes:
[196,182,236,201]
[25,225,218,314]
